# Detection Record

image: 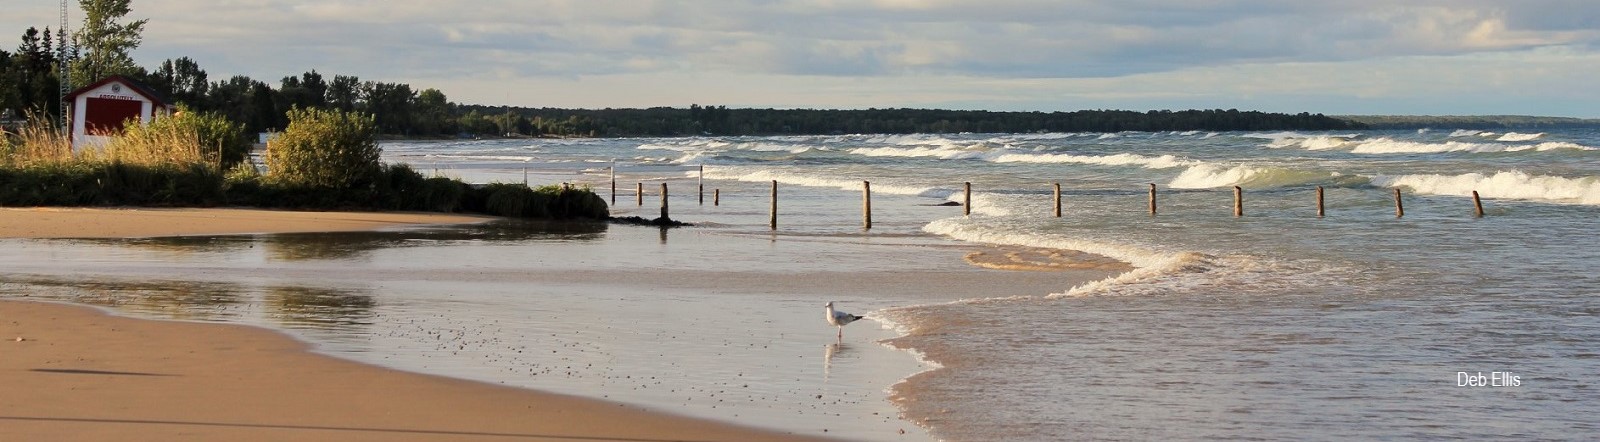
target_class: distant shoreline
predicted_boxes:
[1338,114,1600,130]
[379,113,1600,143]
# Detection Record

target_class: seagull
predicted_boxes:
[825,301,864,340]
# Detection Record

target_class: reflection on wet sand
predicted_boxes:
[103,219,611,262]
[4,277,381,334]
[264,286,377,329]
[0,277,244,322]
[824,342,853,381]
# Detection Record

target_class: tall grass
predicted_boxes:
[0,115,73,167]
[84,117,210,167]
[0,109,247,170]
[0,111,609,219]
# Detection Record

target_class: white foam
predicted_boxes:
[1449,129,1484,137]
[1167,164,1338,189]
[672,151,716,164]
[851,146,1196,170]
[1338,138,1594,154]
[922,218,1176,271]
[1526,142,1596,151]
[1259,134,1358,150]
[700,167,952,198]
[920,217,1279,300]
[1498,132,1546,142]
[991,152,1192,169]
[1244,132,1361,141]
[423,154,535,162]
[949,192,1015,217]
[850,146,995,161]
[1372,171,1600,205]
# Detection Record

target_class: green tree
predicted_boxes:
[266,107,380,189]
[205,75,272,134]
[71,0,148,85]
[10,28,62,118]
[413,88,452,135]
[0,49,17,119]
[362,81,414,134]
[147,57,208,106]
[326,75,361,112]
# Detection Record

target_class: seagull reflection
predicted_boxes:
[824,342,852,381]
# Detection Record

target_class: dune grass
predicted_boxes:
[0,111,609,219]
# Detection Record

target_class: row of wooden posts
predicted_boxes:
[611,179,1492,230]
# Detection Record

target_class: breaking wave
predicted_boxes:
[1270,136,1594,154]
[1168,164,1353,189]
[850,146,1193,169]
[699,167,952,198]
[1497,132,1545,142]
[1371,171,1600,205]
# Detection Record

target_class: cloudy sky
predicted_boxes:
[7,1,1599,116]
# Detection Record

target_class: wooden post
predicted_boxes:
[609,163,617,204]
[636,183,644,206]
[769,180,778,230]
[1316,186,1325,218]
[1148,183,1157,216]
[523,167,529,186]
[1394,188,1405,218]
[1233,186,1243,217]
[660,183,669,221]
[698,165,705,205]
[1053,183,1062,218]
[964,182,972,216]
[863,181,872,230]
[1472,191,1485,218]
[714,189,720,206]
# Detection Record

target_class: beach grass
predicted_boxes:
[0,111,609,219]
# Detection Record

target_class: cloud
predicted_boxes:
[3,1,1594,115]
[113,1,1600,80]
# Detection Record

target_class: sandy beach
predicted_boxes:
[0,301,835,442]
[0,208,838,442]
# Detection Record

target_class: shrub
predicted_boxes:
[466,183,608,220]
[266,107,381,189]
[179,109,251,169]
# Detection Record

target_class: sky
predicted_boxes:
[6,0,1599,117]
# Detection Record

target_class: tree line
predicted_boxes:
[469,106,1365,137]
[5,1,1364,138]
[1340,115,1600,130]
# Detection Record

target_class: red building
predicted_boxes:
[66,76,172,151]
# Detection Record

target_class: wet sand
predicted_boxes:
[0,300,836,442]
[0,208,837,441]
[0,207,495,238]
[0,208,1130,441]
